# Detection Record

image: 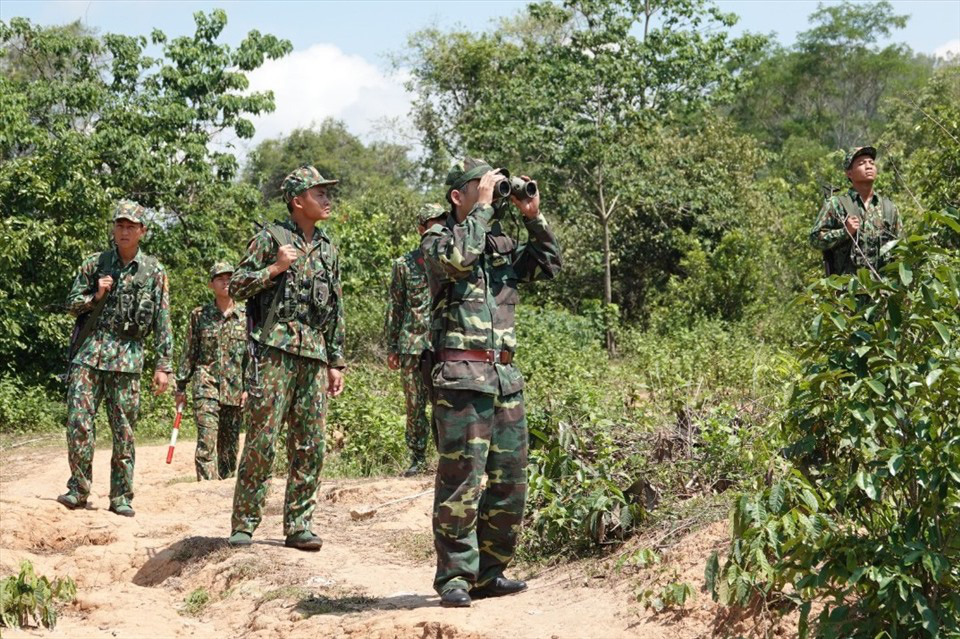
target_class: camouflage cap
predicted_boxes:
[281,165,339,203]
[209,261,235,280]
[113,199,146,225]
[445,156,494,194]
[417,203,447,225]
[843,146,877,170]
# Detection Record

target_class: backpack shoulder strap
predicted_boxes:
[880,196,897,226]
[834,193,860,220]
[133,255,158,286]
[263,223,294,247]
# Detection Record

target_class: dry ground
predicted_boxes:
[0,437,796,639]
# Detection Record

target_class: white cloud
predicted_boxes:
[242,43,412,150]
[934,39,960,60]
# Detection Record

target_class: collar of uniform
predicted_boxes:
[109,246,143,269]
[206,301,240,320]
[847,187,879,208]
[282,218,330,245]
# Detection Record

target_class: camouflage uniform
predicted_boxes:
[385,203,447,466]
[810,146,902,275]
[421,158,562,595]
[229,166,346,538]
[63,200,173,510]
[175,262,248,481]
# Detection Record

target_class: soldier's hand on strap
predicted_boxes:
[327,368,344,397]
[271,244,298,275]
[510,175,540,219]
[153,370,169,395]
[94,275,114,301]
[387,353,400,370]
[845,216,861,234]
[240,391,248,408]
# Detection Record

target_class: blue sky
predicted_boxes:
[3,0,958,151]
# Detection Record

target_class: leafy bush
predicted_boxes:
[0,560,77,630]
[709,208,960,638]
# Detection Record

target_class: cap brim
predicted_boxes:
[210,270,234,279]
[113,215,142,224]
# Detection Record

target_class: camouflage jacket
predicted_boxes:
[421,205,562,396]
[175,302,248,405]
[810,189,902,275]
[66,247,173,374]
[229,218,346,368]
[384,248,432,356]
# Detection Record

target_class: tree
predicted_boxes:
[243,119,419,201]
[403,0,766,352]
[0,13,291,386]
[732,1,932,151]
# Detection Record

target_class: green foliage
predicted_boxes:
[325,364,407,476]
[637,580,695,612]
[732,0,932,150]
[244,120,419,201]
[0,560,77,630]
[182,587,210,616]
[711,208,960,637]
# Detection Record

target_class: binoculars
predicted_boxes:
[493,170,538,200]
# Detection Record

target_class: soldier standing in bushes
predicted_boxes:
[175,262,248,481]
[226,166,346,552]
[385,203,448,477]
[421,157,562,607]
[58,200,173,517]
[810,145,903,276]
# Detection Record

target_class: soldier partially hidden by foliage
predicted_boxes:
[0,560,77,630]
[708,207,960,637]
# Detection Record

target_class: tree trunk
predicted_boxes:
[602,215,616,356]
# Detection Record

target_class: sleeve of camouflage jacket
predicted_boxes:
[152,267,174,373]
[65,254,100,317]
[420,203,495,283]
[513,213,563,282]
[384,259,405,354]
[324,247,347,369]
[809,199,850,251]
[229,231,279,302]
[175,307,200,392]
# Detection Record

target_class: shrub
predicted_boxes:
[709,208,960,638]
[0,560,77,630]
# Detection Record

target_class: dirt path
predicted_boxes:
[0,440,776,638]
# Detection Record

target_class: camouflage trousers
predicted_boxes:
[194,399,243,481]
[432,388,528,594]
[64,364,140,508]
[231,346,327,537]
[401,354,430,460]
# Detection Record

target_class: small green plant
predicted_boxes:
[0,560,77,629]
[182,588,210,616]
[614,548,660,573]
[637,580,694,612]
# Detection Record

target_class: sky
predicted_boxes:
[3,0,959,155]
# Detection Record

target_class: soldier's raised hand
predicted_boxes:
[844,216,861,234]
[275,244,298,272]
[510,175,540,219]
[94,275,114,301]
[387,353,400,370]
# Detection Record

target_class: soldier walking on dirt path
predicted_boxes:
[58,200,173,518]
[385,203,448,477]
[226,165,346,552]
[421,157,562,607]
[810,145,903,276]
[175,262,249,481]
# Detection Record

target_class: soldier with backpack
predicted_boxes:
[58,200,173,517]
[226,165,346,551]
[810,146,902,276]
